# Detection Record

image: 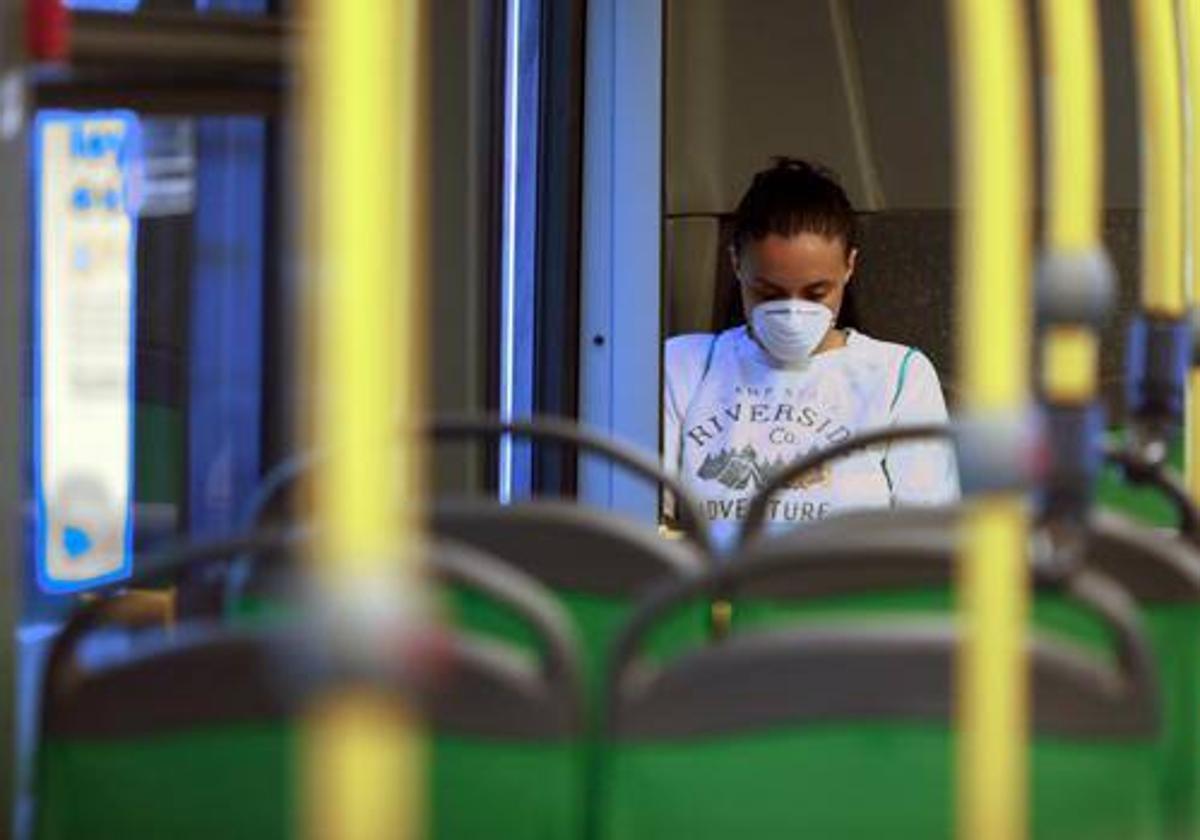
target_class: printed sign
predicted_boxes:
[34,111,140,593]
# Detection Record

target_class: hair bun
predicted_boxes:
[768,156,839,182]
[732,156,856,255]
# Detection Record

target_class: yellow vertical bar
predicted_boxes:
[1040,326,1100,403]
[1039,0,1104,406]
[1180,0,1200,501]
[1043,0,1103,252]
[1134,0,1186,317]
[949,0,1033,838]
[1191,367,1200,501]
[302,0,428,837]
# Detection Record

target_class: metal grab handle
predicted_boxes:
[243,414,716,557]
[1103,445,1200,541]
[739,424,952,546]
[45,532,586,732]
[121,528,303,597]
[39,525,299,739]
[607,542,1158,733]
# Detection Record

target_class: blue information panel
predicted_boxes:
[33,111,141,593]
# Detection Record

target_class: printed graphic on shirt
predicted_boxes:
[666,329,956,541]
[684,386,863,526]
[703,496,833,524]
[684,386,853,452]
[697,444,830,492]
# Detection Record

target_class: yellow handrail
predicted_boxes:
[1039,0,1103,407]
[1043,1,1103,252]
[303,0,429,837]
[1180,0,1200,501]
[949,1,1033,838]
[1133,0,1186,318]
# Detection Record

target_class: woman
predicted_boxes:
[664,158,957,544]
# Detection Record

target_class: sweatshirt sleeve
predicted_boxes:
[662,335,713,477]
[663,354,685,483]
[662,334,713,521]
[883,350,960,505]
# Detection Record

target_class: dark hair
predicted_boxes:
[729,157,857,257]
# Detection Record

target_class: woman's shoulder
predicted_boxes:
[844,329,924,367]
[665,328,742,373]
[843,330,944,391]
[665,333,716,389]
[665,331,718,357]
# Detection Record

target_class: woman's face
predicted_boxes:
[733,232,856,322]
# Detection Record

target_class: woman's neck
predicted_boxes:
[814,328,849,355]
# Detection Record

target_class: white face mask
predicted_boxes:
[750,299,834,366]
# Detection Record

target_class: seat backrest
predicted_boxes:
[428,539,585,738]
[434,499,704,597]
[603,631,1158,840]
[44,538,586,738]
[1085,510,1200,601]
[731,506,958,599]
[244,415,716,558]
[434,500,709,700]
[741,505,1200,603]
[733,504,1200,838]
[240,417,715,655]
[609,539,1158,738]
[37,540,587,840]
[1102,446,1200,540]
[600,547,1161,840]
[614,619,1152,739]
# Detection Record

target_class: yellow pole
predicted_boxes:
[1039,0,1104,406]
[1179,0,1200,501]
[949,0,1033,838]
[1043,1,1103,253]
[302,0,428,837]
[1133,0,1186,318]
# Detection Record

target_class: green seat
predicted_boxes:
[230,502,711,699]
[36,540,587,840]
[1085,512,1200,838]
[600,550,1161,840]
[243,417,718,696]
[732,509,1115,655]
[435,500,709,695]
[733,505,1200,837]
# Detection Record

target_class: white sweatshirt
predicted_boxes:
[664,326,958,545]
